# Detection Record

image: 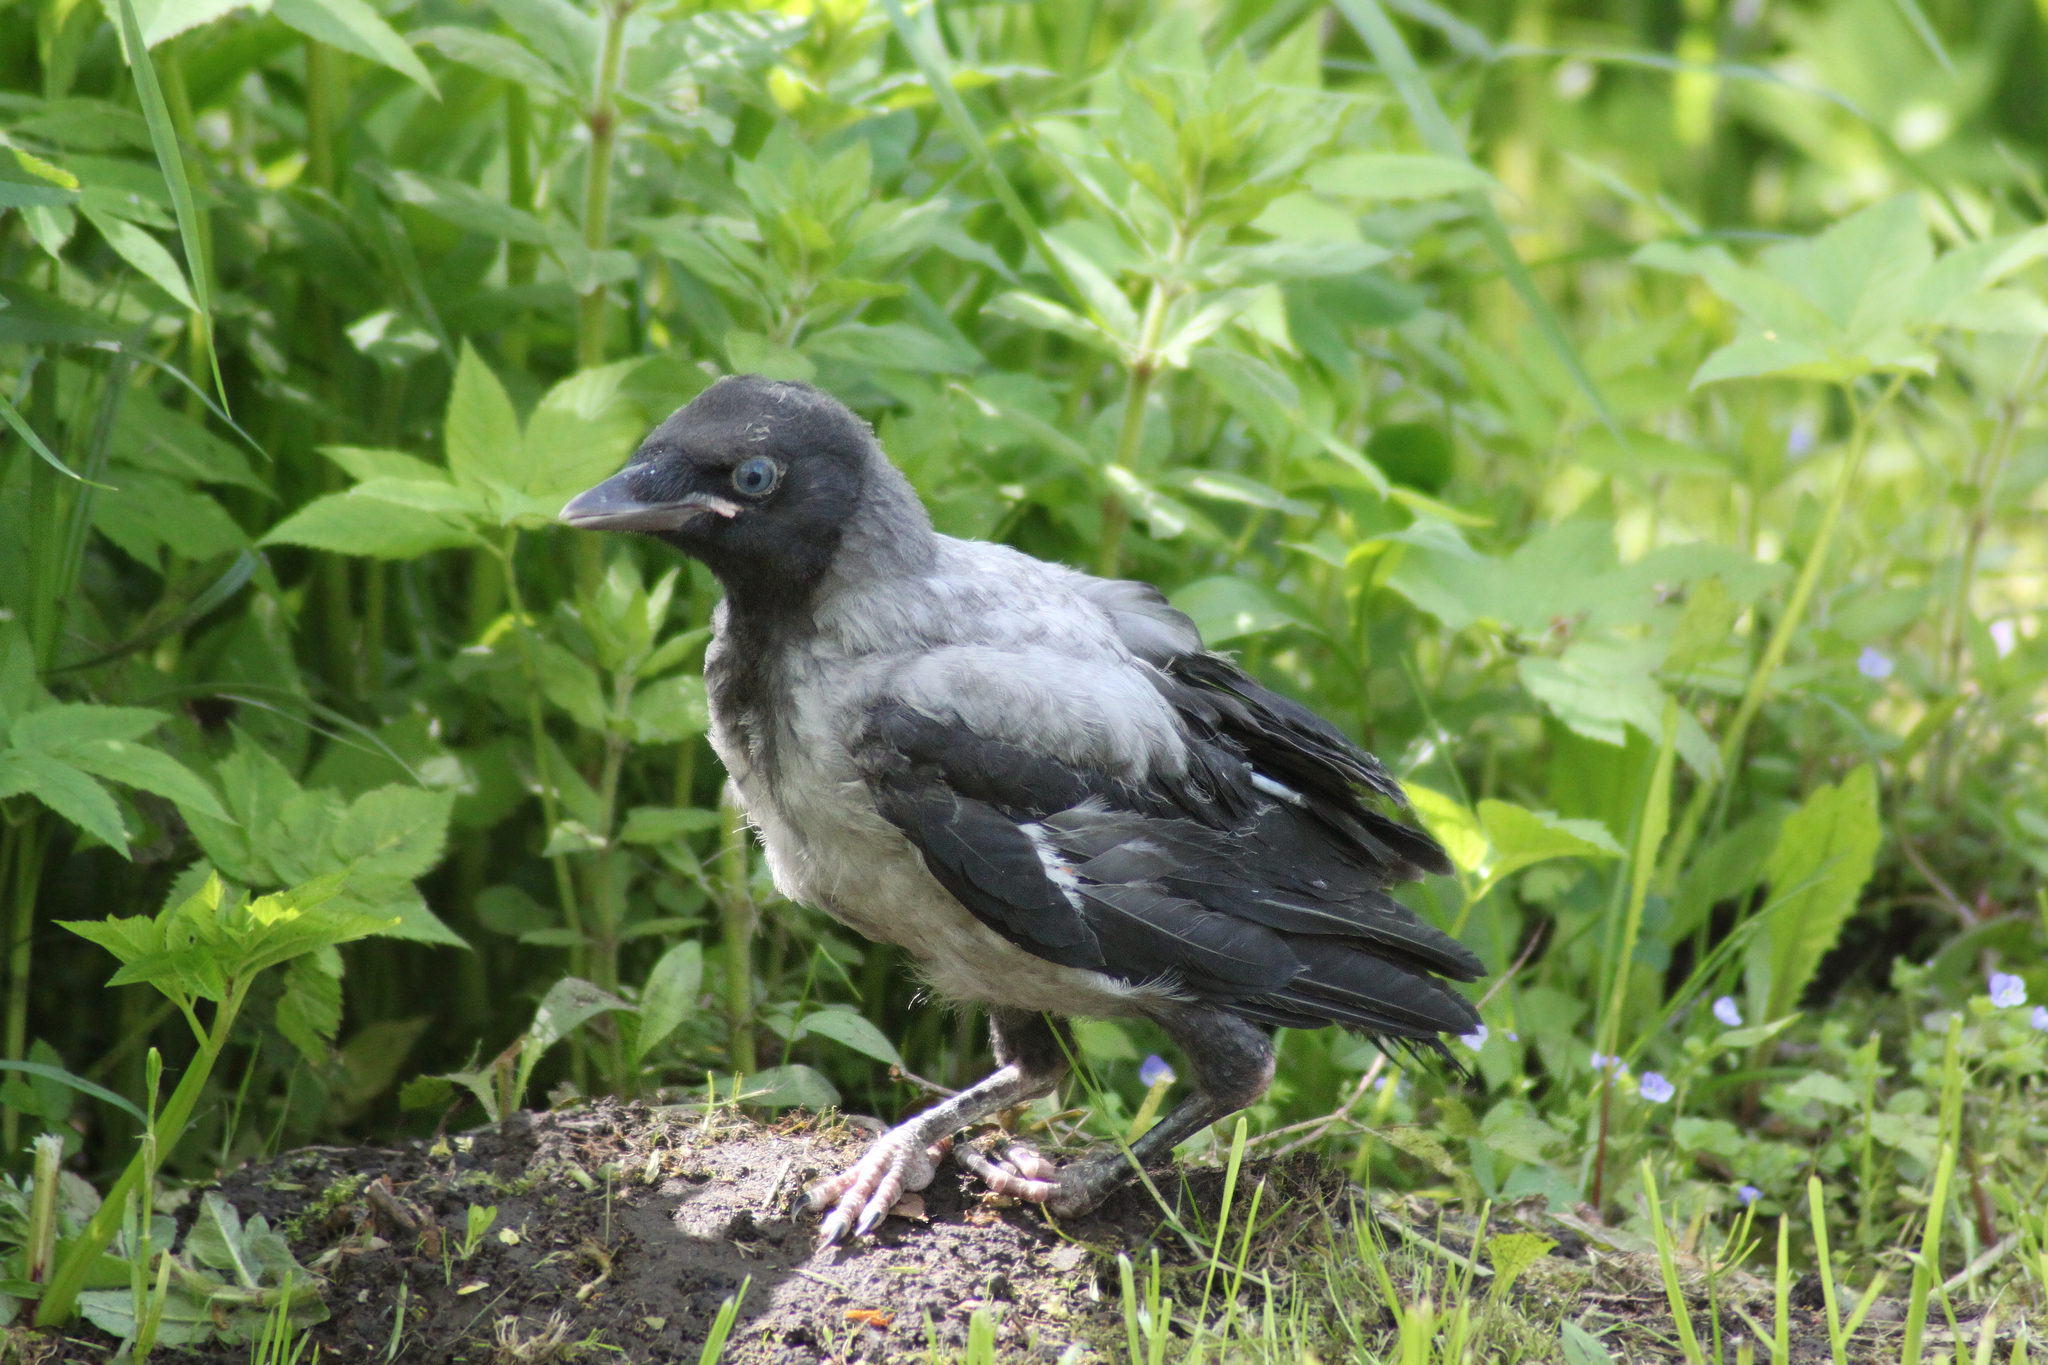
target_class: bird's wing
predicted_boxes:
[857,700,1481,1044]
[1076,576,1452,882]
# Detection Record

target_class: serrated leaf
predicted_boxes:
[61,739,227,821]
[445,341,525,502]
[1307,153,1499,200]
[11,704,164,752]
[1476,800,1623,880]
[261,492,480,558]
[332,787,454,882]
[1,752,128,854]
[617,805,721,844]
[983,292,1118,354]
[1405,785,1486,875]
[1747,765,1880,1026]
[321,446,451,485]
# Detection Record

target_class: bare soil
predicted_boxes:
[12,1102,2025,1363]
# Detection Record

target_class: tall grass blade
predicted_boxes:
[1642,1160,1709,1365]
[0,391,82,481]
[108,0,223,406]
[1903,1140,1957,1365]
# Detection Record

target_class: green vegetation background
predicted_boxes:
[1,0,2046,1340]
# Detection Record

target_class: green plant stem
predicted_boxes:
[1096,277,1173,578]
[575,0,629,374]
[37,979,250,1327]
[1659,373,1905,888]
[716,790,756,1076]
[503,83,537,370]
[1595,699,1677,1061]
[1,814,45,1156]
[496,532,584,956]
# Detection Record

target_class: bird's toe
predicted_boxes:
[809,1128,946,1244]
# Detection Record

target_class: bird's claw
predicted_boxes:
[807,1130,946,1245]
[955,1140,1133,1218]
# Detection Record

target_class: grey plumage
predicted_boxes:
[562,375,1482,1241]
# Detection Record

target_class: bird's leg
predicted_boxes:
[808,1009,1068,1244]
[958,1007,1275,1218]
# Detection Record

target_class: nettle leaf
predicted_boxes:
[520,359,649,506]
[633,941,702,1063]
[1747,765,1881,1026]
[802,323,979,374]
[515,976,632,1102]
[627,675,710,743]
[1476,801,1623,880]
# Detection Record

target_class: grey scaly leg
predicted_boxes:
[955,1006,1275,1217]
[808,1009,1069,1244]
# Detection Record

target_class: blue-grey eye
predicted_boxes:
[732,457,779,497]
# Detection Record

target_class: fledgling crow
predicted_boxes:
[561,376,1483,1243]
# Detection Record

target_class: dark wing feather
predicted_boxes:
[859,704,1481,1047]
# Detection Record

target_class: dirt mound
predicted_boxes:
[144,1101,1346,1363]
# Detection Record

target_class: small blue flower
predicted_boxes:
[1460,1024,1489,1050]
[1738,1185,1762,1206]
[1857,647,1893,680]
[1505,1030,1520,1042]
[2033,1005,2048,1032]
[1590,1051,1628,1077]
[1713,996,1743,1028]
[1139,1055,1176,1088]
[1988,973,2027,1009]
[1639,1072,1675,1104]
[1787,418,1816,456]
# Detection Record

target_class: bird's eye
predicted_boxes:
[732,457,780,497]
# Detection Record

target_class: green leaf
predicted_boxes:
[728,1063,837,1110]
[332,786,454,881]
[802,322,980,374]
[627,675,710,744]
[633,941,702,1063]
[321,446,451,485]
[533,642,607,733]
[983,292,1118,355]
[82,208,194,310]
[617,805,721,845]
[412,26,571,98]
[61,739,228,822]
[1747,765,1881,1026]
[0,753,128,854]
[515,977,633,1103]
[1405,785,1486,875]
[445,341,526,502]
[261,492,480,558]
[0,1061,146,1125]
[1169,576,1317,645]
[346,477,491,519]
[0,148,79,209]
[275,955,343,1064]
[520,360,650,505]
[1307,153,1499,200]
[1476,800,1623,881]
[11,704,164,752]
[796,1007,903,1067]
[270,0,438,95]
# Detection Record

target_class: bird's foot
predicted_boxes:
[953,1139,1136,1218]
[807,1127,947,1245]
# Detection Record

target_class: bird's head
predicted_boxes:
[561,375,915,610]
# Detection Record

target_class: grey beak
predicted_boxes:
[560,470,743,532]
